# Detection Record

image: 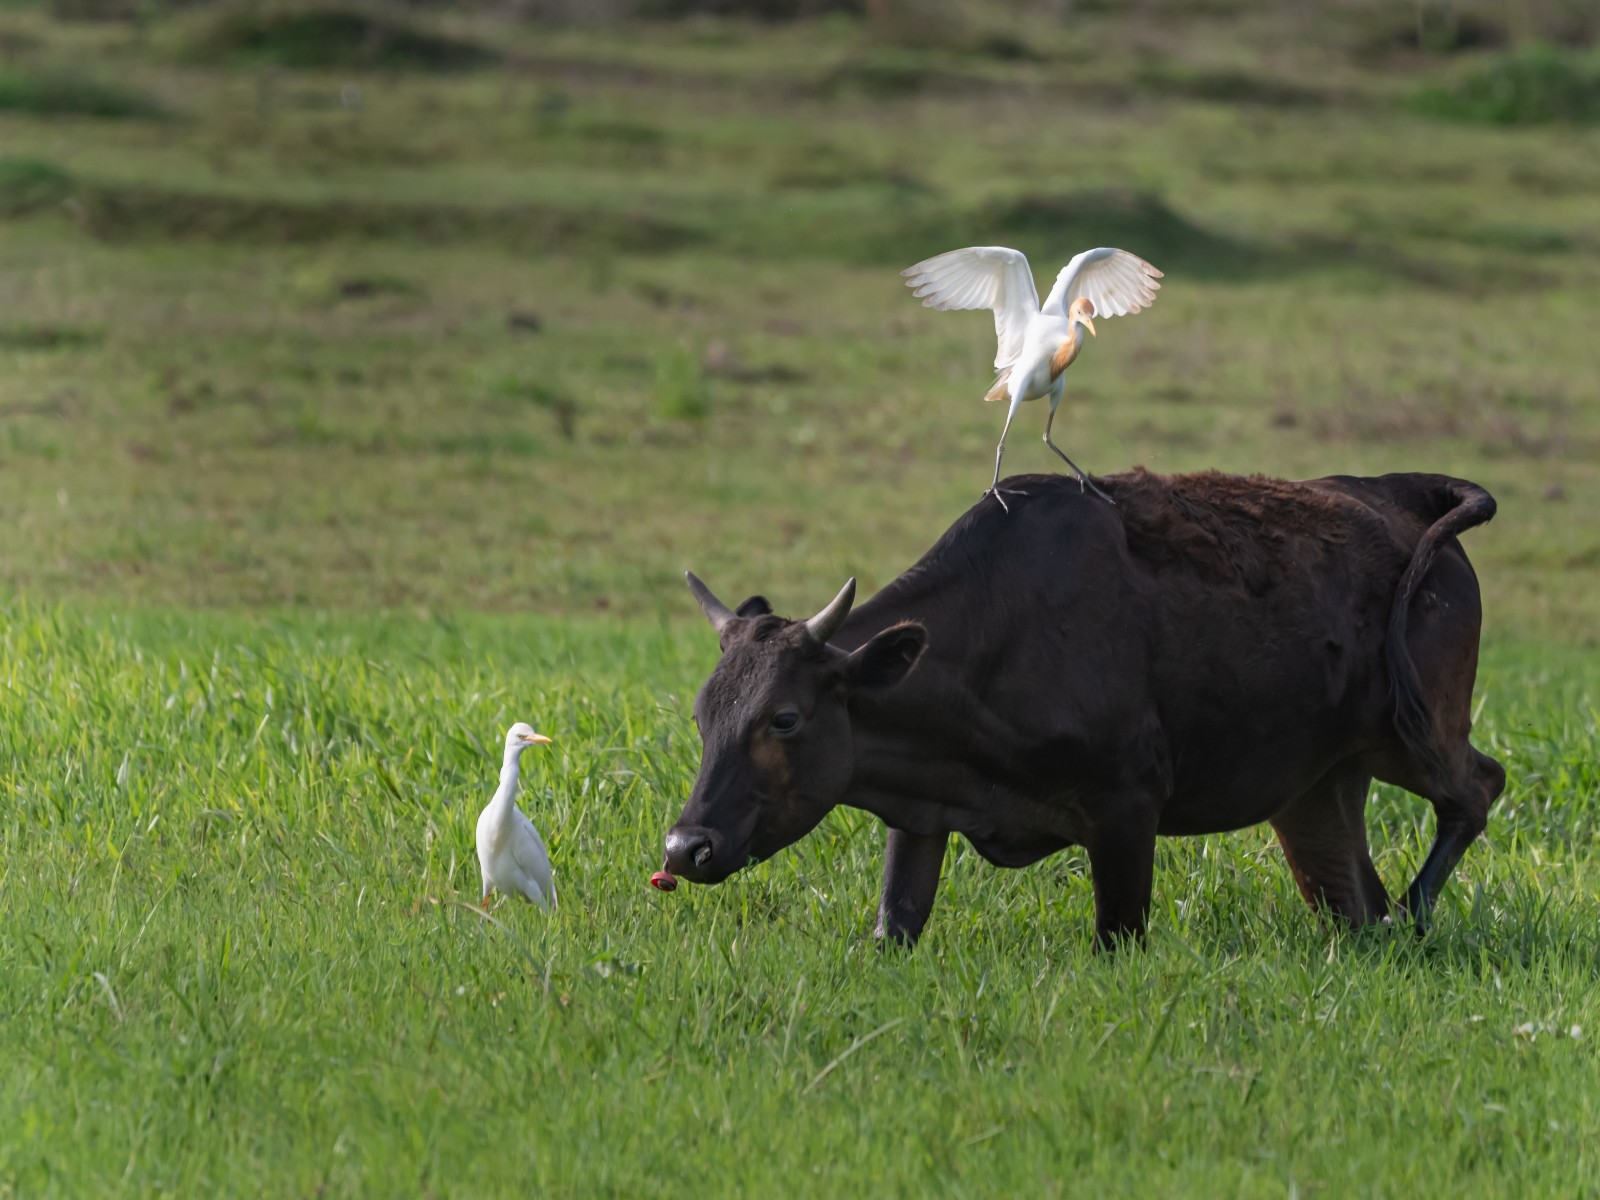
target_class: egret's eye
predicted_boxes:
[770,710,800,733]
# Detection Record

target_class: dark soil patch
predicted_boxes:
[635,0,862,19]
[0,325,103,350]
[1357,10,1509,57]
[336,275,423,300]
[1133,65,1332,108]
[808,56,996,99]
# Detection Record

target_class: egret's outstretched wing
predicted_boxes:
[510,813,555,908]
[1042,247,1163,319]
[902,246,1040,370]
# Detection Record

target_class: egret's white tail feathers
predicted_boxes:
[984,368,1012,403]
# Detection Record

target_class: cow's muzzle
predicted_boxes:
[663,824,742,884]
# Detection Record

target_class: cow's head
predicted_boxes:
[663,572,927,884]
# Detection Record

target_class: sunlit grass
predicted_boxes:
[2,606,1597,1194]
[2,2,1599,1192]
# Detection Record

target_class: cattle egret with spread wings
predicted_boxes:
[476,722,556,910]
[903,245,1162,509]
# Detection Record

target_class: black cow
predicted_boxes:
[664,469,1505,948]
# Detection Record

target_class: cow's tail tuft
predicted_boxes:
[1386,477,1497,782]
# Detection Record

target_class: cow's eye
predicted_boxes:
[770,710,800,733]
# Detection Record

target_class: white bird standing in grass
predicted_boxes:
[902,245,1163,509]
[476,722,556,911]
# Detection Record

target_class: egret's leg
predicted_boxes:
[1044,395,1115,506]
[986,394,1027,512]
[481,891,492,910]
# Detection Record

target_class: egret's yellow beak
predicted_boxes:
[1079,314,1097,338]
[524,733,552,745]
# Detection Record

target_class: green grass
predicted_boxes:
[1,604,1597,1195]
[2,0,1599,1192]
[0,67,165,119]
[0,10,1596,629]
[1410,45,1600,125]
[0,154,75,213]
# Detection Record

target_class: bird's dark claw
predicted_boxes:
[982,486,1029,513]
[1082,477,1115,506]
[1064,467,1116,506]
[1044,438,1114,506]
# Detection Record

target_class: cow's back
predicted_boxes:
[851,468,1480,832]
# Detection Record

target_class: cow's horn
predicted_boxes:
[805,578,856,645]
[685,571,736,633]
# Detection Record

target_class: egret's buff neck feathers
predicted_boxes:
[1047,300,1097,381]
[1048,330,1086,380]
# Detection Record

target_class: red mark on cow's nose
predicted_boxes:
[650,870,678,892]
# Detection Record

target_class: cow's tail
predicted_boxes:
[1385,477,1497,781]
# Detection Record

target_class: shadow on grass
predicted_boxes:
[1336,888,1600,977]
[0,156,1544,292]
[773,186,1290,283]
[0,68,167,119]
[983,189,1274,281]
[4,167,702,253]
[176,2,497,72]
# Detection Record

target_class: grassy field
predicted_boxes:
[3,605,1598,1195]
[2,0,1599,1194]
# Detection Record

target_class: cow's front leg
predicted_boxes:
[1086,808,1159,950]
[874,828,947,949]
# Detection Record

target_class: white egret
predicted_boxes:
[903,245,1163,508]
[476,722,556,910]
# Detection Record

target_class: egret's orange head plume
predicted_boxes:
[1069,297,1097,337]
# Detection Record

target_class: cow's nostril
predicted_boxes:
[665,828,716,878]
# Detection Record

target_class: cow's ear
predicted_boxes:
[845,623,926,692]
[735,595,772,618]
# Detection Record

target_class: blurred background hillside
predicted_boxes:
[2,0,1597,635]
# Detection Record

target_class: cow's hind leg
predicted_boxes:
[1373,546,1507,928]
[1398,748,1505,927]
[1271,765,1391,927]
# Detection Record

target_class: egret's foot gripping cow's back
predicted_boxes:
[664,468,1505,950]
